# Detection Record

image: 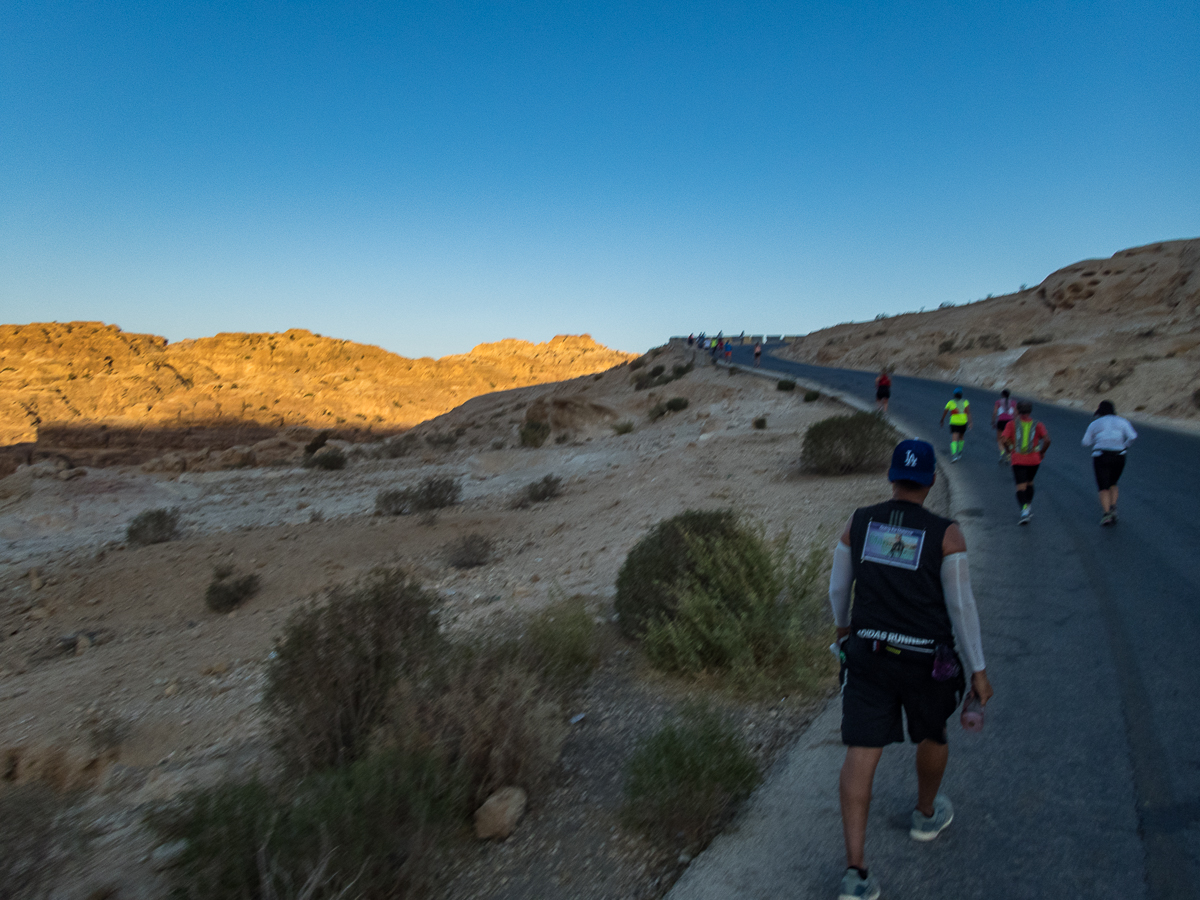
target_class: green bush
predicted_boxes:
[524,595,600,689]
[666,397,689,412]
[649,365,665,378]
[374,477,461,516]
[263,568,442,773]
[622,703,760,848]
[151,749,460,900]
[612,420,635,435]
[672,362,694,379]
[303,446,346,470]
[801,411,899,476]
[615,510,741,638]
[752,416,767,429]
[519,420,551,448]
[639,525,831,693]
[126,507,180,545]
[776,379,796,391]
[445,533,493,569]
[803,390,820,402]
[205,570,261,613]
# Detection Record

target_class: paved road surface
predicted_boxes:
[670,343,1199,899]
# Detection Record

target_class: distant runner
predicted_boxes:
[754,341,763,367]
[938,388,971,462]
[991,389,1017,464]
[1081,400,1137,526]
[875,369,892,414]
[828,439,992,900]
[1001,401,1051,525]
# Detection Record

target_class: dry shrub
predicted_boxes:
[519,421,551,447]
[612,420,635,435]
[647,402,668,421]
[425,432,458,448]
[776,379,796,391]
[523,595,600,688]
[622,703,759,850]
[803,389,820,402]
[666,397,689,412]
[752,416,767,429]
[381,433,418,458]
[206,570,261,613]
[263,569,442,773]
[801,412,898,476]
[303,447,346,470]
[374,477,461,516]
[445,533,493,569]
[525,474,562,503]
[126,507,180,545]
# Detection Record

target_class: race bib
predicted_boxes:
[861,521,925,571]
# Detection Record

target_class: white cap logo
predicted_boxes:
[905,450,918,467]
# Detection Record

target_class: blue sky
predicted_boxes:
[2,1,1197,358]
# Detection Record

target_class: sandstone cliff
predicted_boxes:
[782,238,1200,419]
[0,326,636,447]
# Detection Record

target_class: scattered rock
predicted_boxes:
[474,786,528,840]
[75,633,92,656]
[28,605,52,620]
[200,659,229,676]
[57,466,87,481]
[29,567,43,591]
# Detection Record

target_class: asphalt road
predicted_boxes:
[672,343,1200,899]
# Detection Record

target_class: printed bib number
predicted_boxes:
[861,521,926,571]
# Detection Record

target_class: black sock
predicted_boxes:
[1027,484,1035,503]
[1015,489,1026,507]
[851,866,869,880]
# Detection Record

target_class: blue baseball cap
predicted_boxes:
[888,439,937,485]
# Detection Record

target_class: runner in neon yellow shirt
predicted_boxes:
[938,388,972,462]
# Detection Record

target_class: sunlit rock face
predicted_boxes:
[0,325,637,447]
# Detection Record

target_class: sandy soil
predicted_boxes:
[0,345,895,899]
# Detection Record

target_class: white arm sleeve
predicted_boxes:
[941,552,986,673]
[828,541,853,628]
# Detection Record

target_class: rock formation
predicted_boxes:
[0,326,636,448]
[782,238,1200,419]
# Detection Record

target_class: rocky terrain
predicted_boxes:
[0,324,635,461]
[783,238,1200,420]
[0,344,912,900]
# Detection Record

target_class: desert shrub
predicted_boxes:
[519,420,551,448]
[206,570,261,613]
[937,338,956,354]
[752,416,767,429]
[615,509,741,638]
[425,432,458,448]
[303,446,346,470]
[0,785,76,900]
[649,365,665,378]
[776,379,796,391]
[639,525,831,692]
[263,568,443,773]
[304,431,331,456]
[803,389,820,402]
[629,357,646,371]
[622,703,760,848]
[801,412,899,476]
[612,420,635,435]
[381,433,418,458]
[672,362,694,378]
[151,749,459,900]
[666,397,689,412]
[647,402,668,421]
[1022,334,1053,345]
[525,474,563,503]
[126,507,180,545]
[554,432,570,444]
[523,595,600,688]
[374,477,461,516]
[445,533,493,569]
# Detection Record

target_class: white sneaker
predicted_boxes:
[910,795,954,841]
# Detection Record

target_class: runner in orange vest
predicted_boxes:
[1000,401,1051,525]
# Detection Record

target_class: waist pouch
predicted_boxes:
[851,634,960,680]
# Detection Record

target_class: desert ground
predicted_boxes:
[0,343,915,899]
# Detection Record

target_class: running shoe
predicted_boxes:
[910,795,954,841]
[1019,505,1032,525]
[838,867,881,900]
[1100,511,1114,526]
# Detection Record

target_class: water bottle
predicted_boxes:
[960,691,984,732]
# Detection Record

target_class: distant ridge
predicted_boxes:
[783,238,1200,420]
[0,325,636,446]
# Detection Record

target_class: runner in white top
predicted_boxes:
[991,390,1017,464]
[1081,399,1138,526]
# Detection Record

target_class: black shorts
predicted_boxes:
[950,425,967,438]
[996,419,1012,434]
[840,637,964,747]
[1093,451,1126,490]
[1012,464,1039,484]
[876,386,890,400]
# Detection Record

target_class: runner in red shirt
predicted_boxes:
[1000,401,1051,525]
[875,369,892,413]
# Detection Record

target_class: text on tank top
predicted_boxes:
[849,500,954,649]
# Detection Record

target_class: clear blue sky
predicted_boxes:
[2,1,1197,358]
